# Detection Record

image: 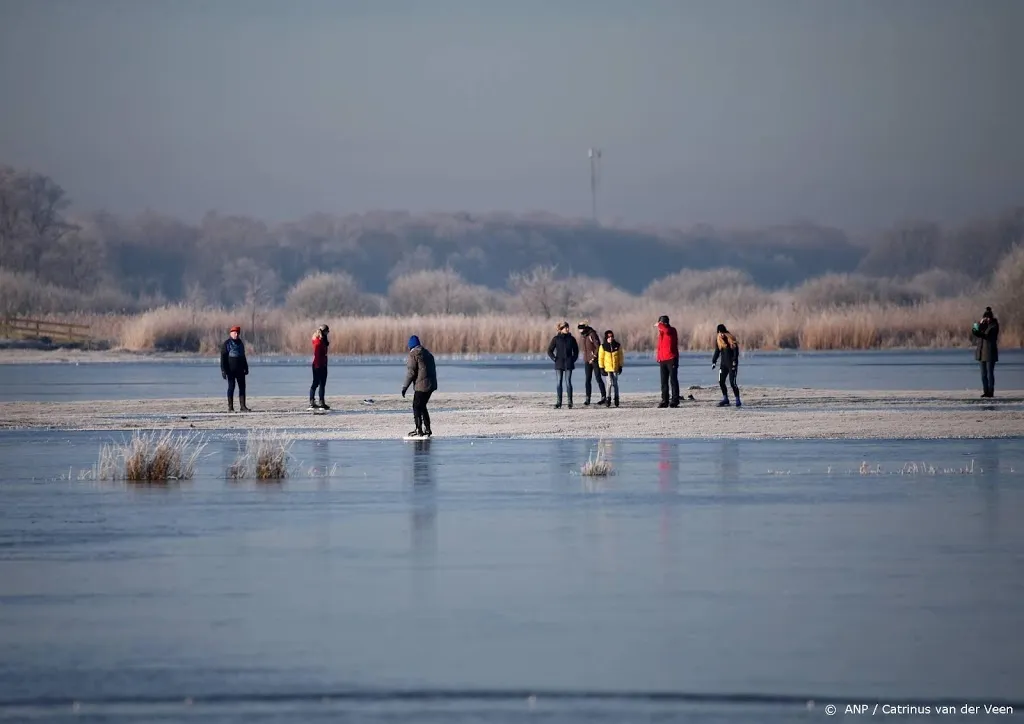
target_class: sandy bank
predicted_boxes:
[1,389,1021,440]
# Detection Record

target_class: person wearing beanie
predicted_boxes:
[972,307,1000,397]
[401,335,438,436]
[654,315,680,407]
[547,321,580,409]
[711,323,741,407]
[598,329,624,407]
[577,319,607,406]
[220,325,250,412]
[309,324,330,410]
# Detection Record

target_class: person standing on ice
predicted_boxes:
[577,319,607,406]
[711,323,741,407]
[972,306,999,398]
[655,315,680,407]
[220,325,250,412]
[598,329,624,407]
[402,335,437,437]
[547,321,579,409]
[309,324,330,410]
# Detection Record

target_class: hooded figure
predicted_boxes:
[598,329,624,407]
[220,325,250,412]
[577,320,607,405]
[655,315,680,407]
[547,321,580,408]
[309,324,330,409]
[972,307,999,397]
[711,323,741,407]
[402,335,438,437]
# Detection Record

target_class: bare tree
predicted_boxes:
[224,258,279,350]
[508,265,558,318]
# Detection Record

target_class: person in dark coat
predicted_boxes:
[402,335,438,437]
[220,325,250,412]
[577,319,607,406]
[655,315,680,407]
[711,323,741,407]
[547,321,579,409]
[309,324,330,410]
[972,307,1000,398]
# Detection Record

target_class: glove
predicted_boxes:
[401,387,407,398]
[601,370,607,376]
[221,372,227,380]
[616,368,622,375]
[711,363,716,369]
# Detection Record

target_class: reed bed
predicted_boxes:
[95,430,206,482]
[228,430,294,480]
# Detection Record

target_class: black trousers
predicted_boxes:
[584,361,606,401]
[310,365,327,402]
[980,359,996,397]
[659,360,679,405]
[556,369,574,406]
[226,365,246,402]
[413,389,433,432]
[719,365,739,398]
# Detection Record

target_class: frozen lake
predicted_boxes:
[1,433,1022,722]
[1,349,1022,402]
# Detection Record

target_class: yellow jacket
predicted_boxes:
[598,341,624,373]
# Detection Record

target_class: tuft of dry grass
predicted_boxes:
[581,441,613,477]
[228,430,294,480]
[96,430,206,482]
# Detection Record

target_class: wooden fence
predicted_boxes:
[0,316,91,343]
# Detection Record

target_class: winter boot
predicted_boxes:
[239,395,251,412]
[584,397,591,406]
[319,400,331,410]
[718,396,730,407]
[308,399,320,410]
[735,395,742,407]
[228,396,235,412]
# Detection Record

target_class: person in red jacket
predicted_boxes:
[655,315,680,408]
[309,324,330,410]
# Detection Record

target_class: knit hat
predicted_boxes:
[229,325,241,334]
[658,315,670,325]
[408,335,421,349]
[983,307,993,319]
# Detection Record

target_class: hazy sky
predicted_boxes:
[1,0,1021,229]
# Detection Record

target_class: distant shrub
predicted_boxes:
[643,268,756,304]
[285,271,375,317]
[908,269,977,299]
[795,274,925,309]
[388,268,501,316]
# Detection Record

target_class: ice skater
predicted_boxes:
[309,324,330,410]
[401,335,437,437]
[972,307,999,398]
[598,329,624,407]
[711,323,741,407]
[577,320,607,405]
[547,321,579,408]
[220,325,250,412]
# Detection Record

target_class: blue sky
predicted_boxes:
[1,0,1021,228]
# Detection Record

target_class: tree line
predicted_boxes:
[0,163,1021,317]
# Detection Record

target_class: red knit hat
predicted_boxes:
[230,325,241,334]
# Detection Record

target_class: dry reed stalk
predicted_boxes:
[96,430,206,482]
[228,430,294,480]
